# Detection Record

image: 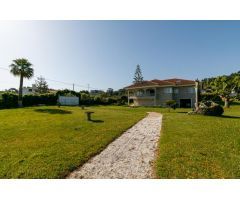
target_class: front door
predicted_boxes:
[180,99,191,108]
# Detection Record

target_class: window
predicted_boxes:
[146,89,155,96]
[136,90,144,96]
[187,87,195,93]
[173,88,179,94]
[163,87,173,94]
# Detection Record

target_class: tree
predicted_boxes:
[201,71,240,108]
[133,64,144,83]
[35,76,49,94]
[232,74,240,93]
[211,76,234,108]
[9,58,34,107]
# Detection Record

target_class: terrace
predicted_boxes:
[128,88,156,99]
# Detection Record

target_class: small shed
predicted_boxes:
[58,96,79,106]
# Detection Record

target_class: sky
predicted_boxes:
[0,20,240,91]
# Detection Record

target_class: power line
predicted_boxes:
[0,66,9,71]
[0,66,106,91]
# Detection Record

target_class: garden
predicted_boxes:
[0,103,240,178]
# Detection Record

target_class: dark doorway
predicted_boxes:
[180,99,191,108]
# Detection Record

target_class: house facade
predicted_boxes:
[22,84,37,96]
[125,78,196,108]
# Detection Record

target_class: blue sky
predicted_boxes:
[0,21,240,91]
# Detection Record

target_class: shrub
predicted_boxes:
[166,100,177,110]
[105,97,117,105]
[235,93,240,101]
[80,93,92,105]
[116,96,128,105]
[0,90,128,109]
[1,93,18,108]
[196,101,224,116]
[94,95,102,104]
[22,94,57,106]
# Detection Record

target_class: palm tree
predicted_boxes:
[9,58,34,107]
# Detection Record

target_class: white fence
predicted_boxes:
[58,96,79,106]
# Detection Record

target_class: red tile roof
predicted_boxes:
[125,81,158,89]
[163,78,195,85]
[125,78,195,89]
[151,79,174,85]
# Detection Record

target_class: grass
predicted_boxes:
[1,104,240,178]
[0,106,154,178]
[156,103,240,178]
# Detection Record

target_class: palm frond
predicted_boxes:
[9,58,34,78]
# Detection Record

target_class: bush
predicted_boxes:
[93,95,102,104]
[235,94,240,101]
[105,97,117,105]
[166,100,176,109]
[39,94,58,105]
[80,93,92,105]
[1,93,18,108]
[196,101,224,116]
[116,96,128,105]
[0,90,128,109]
[22,94,57,106]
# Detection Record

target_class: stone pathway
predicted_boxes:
[67,112,162,179]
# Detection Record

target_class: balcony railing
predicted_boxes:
[129,93,155,98]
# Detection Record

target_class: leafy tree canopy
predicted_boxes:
[35,76,49,94]
[201,71,240,107]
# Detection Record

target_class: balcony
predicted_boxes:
[129,93,155,100]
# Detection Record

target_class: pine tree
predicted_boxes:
[35,76,49,94]
[133,64,144,83]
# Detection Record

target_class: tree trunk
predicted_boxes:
[224,98,230,108]
[18,75,23,107]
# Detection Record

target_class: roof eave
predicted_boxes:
[125,83,195,90]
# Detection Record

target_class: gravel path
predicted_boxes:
[67,112,162,179]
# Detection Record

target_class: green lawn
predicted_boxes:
[0,106,154,178]
[1,104,240,178]
[156,104,240,178]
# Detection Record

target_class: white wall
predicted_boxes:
[58,96,79,106]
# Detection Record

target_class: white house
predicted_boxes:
[125,78,196,108]
[22,84,37,96]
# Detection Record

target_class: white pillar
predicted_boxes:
[154,88,157,106]
[128,90,130,106]
[195,80,199,109]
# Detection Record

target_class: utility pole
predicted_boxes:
[73,83,75,91]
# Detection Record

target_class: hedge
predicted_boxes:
[22,94,58,106]
[0,92,127,109]
[0,93,57,109]
[0,93,18,108]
